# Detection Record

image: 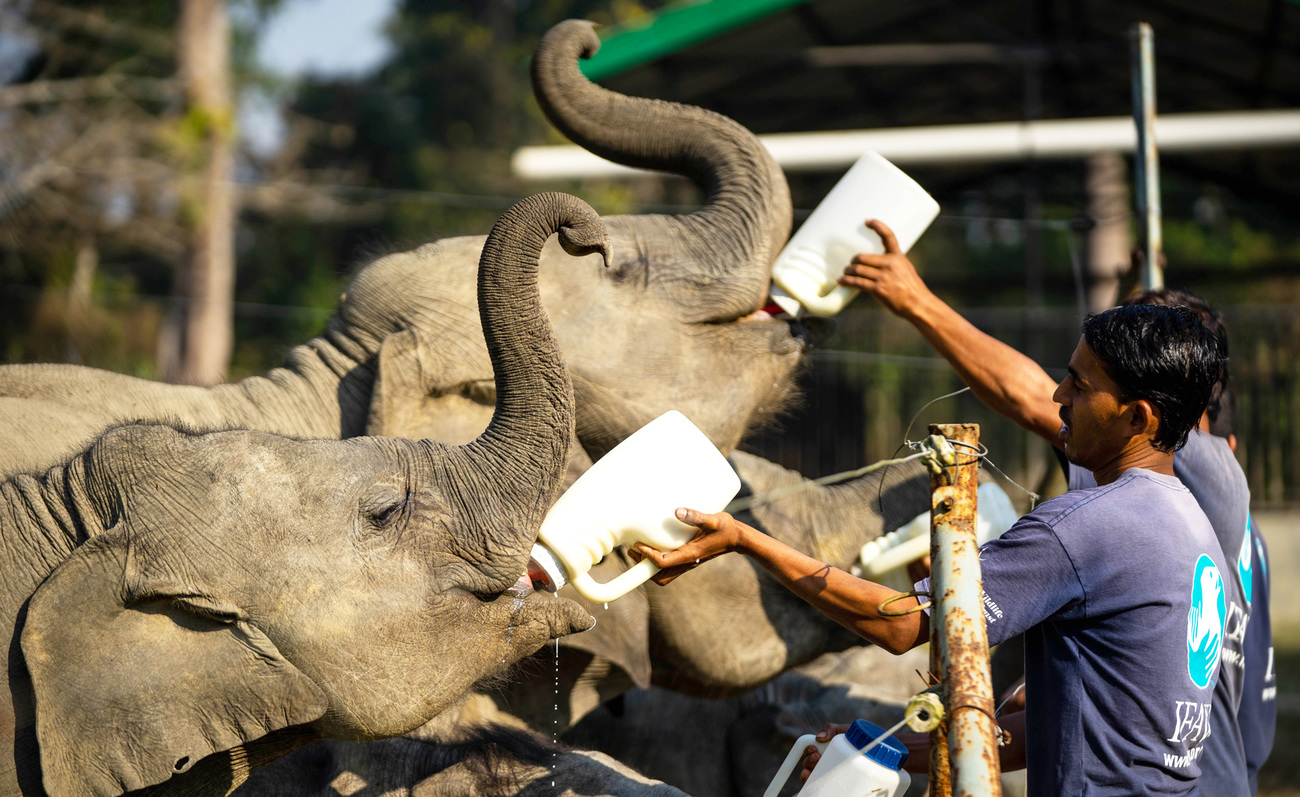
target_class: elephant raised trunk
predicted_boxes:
[451,193,611,589]
[531,20,792,325]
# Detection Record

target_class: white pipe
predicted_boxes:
[511,109,1300,178]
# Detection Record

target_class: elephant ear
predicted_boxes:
[367,328,427,437]
[22,533,328,797]
[367,328,497,440]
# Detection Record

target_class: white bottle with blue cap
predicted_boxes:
[763,718,911,797]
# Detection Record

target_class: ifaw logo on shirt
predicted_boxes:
[1186,554,1226,690]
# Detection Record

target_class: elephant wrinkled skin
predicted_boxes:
[0,19,801,480]
[0,192,607,797]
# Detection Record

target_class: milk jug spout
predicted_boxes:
[770,151,939,318]
[527,411,741,604]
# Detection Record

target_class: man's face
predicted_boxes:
[1052,338,1138,471]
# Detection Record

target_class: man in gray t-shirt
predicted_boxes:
[1070,430,1250,797]
[835,221,1262,792]
[638,304,1230,795]
[976,467,1227,794]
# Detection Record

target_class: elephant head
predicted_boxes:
[0,19,802,490]
[360,19,803,462]
[3,193,609,797]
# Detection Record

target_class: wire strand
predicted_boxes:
[726,451,931,513]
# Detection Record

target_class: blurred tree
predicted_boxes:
[165,0,237,386]
[0,1,181,373]
[0,0,303,380]
[0,0,668,380]
[282,0,660,248]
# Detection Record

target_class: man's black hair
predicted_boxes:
[1209,383,1237,439]
[1082,304,1226,452]
[1123,288,1232,430]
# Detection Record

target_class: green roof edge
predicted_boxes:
[580,0,814,82]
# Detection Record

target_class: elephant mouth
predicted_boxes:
[728,304,810,355]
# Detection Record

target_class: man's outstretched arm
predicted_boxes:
[633,508,930,655]
[840,219,1063,449]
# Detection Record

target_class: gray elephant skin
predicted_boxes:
[0,19,801,480]
[240,702,688,797]
[0,19,931,794]
[0,192,608,797]
[222,450,929,797]
[0,11,836,747]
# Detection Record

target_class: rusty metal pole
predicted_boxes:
[928,423,1001,796]
[1131,22,1164,291]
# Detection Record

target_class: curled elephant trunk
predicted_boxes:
[451,193,610,589]
[532,20,792,324]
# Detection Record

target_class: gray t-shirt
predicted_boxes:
[1070,431,1251,796]
[1241,520,1276,792]
[976,468,1229,796]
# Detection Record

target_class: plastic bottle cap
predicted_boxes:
[528,543,568,592]
[844,719,910,772]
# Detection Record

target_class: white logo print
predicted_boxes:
[1239,518,1253,605]
[1187,554,1226,689]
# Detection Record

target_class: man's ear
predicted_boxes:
[1129,398,1162,442]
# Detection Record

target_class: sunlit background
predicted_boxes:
[1,1,1297,792]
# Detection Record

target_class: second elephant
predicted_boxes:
[0,19,803,479]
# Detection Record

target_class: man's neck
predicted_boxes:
[1092,440,1176,486]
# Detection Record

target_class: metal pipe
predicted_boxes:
[1131,22,1164,291]
[512,109,1300,177]
[929,424,1001,797]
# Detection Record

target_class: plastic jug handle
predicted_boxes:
[798,285,859,317]
[763,733,827,797]
[772,270,859,317]
[569,557,661,604]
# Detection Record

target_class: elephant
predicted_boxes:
[213,446,930,797]
[0,18,930,790]
[237,697,689,797]
[0,18,801,480]
[0,191,608,797]
[481,449,931,734]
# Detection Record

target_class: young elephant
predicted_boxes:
[0,19,802,480]
[0,192,607,797]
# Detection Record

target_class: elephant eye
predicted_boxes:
[370,498,408,527]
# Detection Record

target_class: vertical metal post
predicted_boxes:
[1131,22,1164,291]
[929,424,1002,797]
[928,622,952,797]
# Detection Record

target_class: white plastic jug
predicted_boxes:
[857,482,1021,592]
[527,411,742,604]
[764,718,911,797]
[769,151,940,318]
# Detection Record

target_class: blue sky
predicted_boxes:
[256,0,398,78]
[244,0,398,154]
